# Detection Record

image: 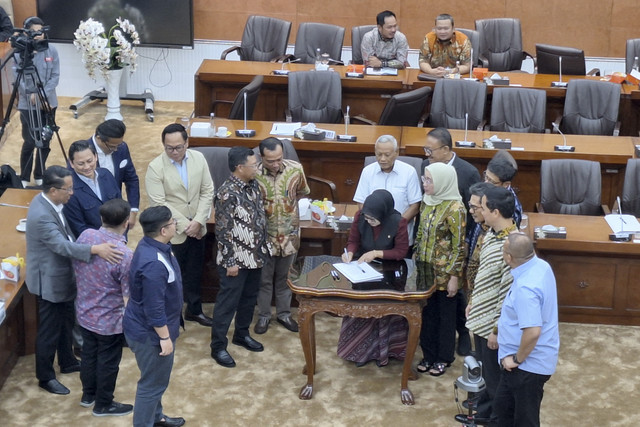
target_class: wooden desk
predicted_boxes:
[194,60,408,122]
[0,189,39,390]
[527,212,640,326]
[289,259,433,405]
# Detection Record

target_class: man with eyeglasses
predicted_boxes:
[483,150,522,228]
[253,138,309,335]
[146,123,215,327]
[83,119,140,229]
[211,146,270,368]
[26,165,124,395]
[421,127,481,357]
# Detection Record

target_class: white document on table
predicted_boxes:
[605,214,640,233]
[270,122,301,136]
[333,261,383,283]
[366,67,399,76]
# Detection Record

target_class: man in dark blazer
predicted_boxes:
[421,127,481,357]
[63,140,122,237]
[26,166,123,394]
[85,119,140,229]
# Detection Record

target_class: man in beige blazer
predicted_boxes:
[146,123,215,326]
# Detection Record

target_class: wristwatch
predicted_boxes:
[512,354,521,365]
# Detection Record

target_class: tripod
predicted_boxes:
[0,42,67,184]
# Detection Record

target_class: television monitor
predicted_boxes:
[36,0,194,48]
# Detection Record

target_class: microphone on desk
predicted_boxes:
[609,195,633,241]
[552,122,575,152]
[337,105,357,142]
[551,56,568,88]
[455,113,476,147]
[273,57,301,75]
[235,92,256,137]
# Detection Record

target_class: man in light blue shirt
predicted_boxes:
[496,233,559,427]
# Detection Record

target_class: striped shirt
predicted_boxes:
[466,223,517,339]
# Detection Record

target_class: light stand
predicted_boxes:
[454,356,486,427]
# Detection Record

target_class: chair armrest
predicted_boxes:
[535,202,545,213]
[602,205,611,215]
[350,115,376,126]
[307,175,339,203]
[211,99,233,115]
[613,121,621,137]
[271,54,295,63]
[587,67,601,76]
[417,113,428,128]
[523,50,535,63]
[476,120,486,131]
[478,54,489,69]
[221,46,241,60]
[328,58,344,66]
[285,108,292,122]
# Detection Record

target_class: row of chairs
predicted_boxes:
[218,72,620,136]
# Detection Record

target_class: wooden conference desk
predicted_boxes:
[527,212,640,326]
[0,189,39,390]
[188,118,638,211]
[194,60,407,122]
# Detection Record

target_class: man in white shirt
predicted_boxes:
[353,135,421,243]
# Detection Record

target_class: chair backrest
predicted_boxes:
[535,44,586,75]
[456,28,480,66]
[540,159,602,215]
[351,25,376,65]
[288,71,342,123]
[428,79,487,130]
[378,86,432,127]
[239,15,291,62]
[252,138,300,163]
[364,156,423,182]
[622,158,640,217]
[228,75,263,121]
[625,39,640,74]
[192,147,231,192]
[294,22,345,64]
[475,18,525,71]
[490,87,546,133]
[561,79,620,135]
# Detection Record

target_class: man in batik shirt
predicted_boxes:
[419,13,471,77]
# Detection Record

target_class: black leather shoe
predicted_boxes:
[277,316,299,332]
[154,415,186,427]
[39,379,70,395]
[457,331,472,356]
[254,317,270,334]
[232,335,264,352]
[454,414,490,425]
[184,311,213,327]
[211,349,236,368]
[60,361,81,374]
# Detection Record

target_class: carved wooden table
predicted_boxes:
[288,258,434,405]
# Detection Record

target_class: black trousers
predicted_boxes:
[494,368,551,427]
[35,297,76,382]
[473,335,501,423]
[80,327,125,409]
[420,289,457,364]
[19,107,56,182]
[456,289,469,335]
[172,236,206,316]
[210,267,261,352]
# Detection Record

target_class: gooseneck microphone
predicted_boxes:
[552,121,575,152]
[235,92,256,137]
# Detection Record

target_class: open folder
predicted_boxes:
[332,261,383,283]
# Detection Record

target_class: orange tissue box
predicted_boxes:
[609,73,626,84]
[347,64,364,73]
[473,68,488,80]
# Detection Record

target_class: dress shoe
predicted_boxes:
[154,415,186,427]
[39,379,70,395]
[254,317,270,334]
[232,335,264,352]
[457,331,472,356]
[184,311,213,327]
[211,349,236,368]
[60,361,81,374]
[454,414,490,425]
[277,316,299,332]
[93,401,133,417]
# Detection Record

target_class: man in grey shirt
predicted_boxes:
[360,10,409,69]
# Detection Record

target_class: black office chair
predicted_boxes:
[457,28,480,67]
[625,39,640,74]
[475,18,534,72]
[192,147,231,191]
[535,44,600,76]
[621,158,640,217]
[220,15,291,62]
[489,88,546,133]
[211,75,263,120]
[292,22,345,64]
[554,79,620,136]
[286,71,342,123]
[351,25,376,65]
[537,159,608,216]
[427,79,487,130]
[363,156,423,182]
[351,86,432,127]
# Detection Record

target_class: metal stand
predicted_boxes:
[69,87,155,122]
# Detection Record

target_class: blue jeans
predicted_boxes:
[126,335,175,427]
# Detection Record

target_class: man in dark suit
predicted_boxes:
[421,127,481,357]
[63,140,122,237]
[26,166,123,395]
[85,119,140,229]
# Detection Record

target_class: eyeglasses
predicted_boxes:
[103,141,122,152]
[483,170,502,186]
[468,203,482,212]
[54,186,73,193]
[162,218,177,229]
[421,176,433,184]
[165,143,187,153]
[423,145,446,156]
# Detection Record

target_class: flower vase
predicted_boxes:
[105,68,124,121]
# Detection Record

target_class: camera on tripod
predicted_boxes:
[9,27,49,54]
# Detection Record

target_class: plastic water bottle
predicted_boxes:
[444,66,451,78]
[633,56,639,72]
[454,61,461,79]
[315,48,322,70]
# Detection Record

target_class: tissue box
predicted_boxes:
[335,218,353,231]
[0,258,20,282]
[310,204,327,224]
[533,226,567,239]
[473,68,488,80]
[189,122,213,137]
[482,139,512,149]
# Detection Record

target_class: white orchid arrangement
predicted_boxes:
[73,17,140,80]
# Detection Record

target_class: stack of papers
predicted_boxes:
[332,261,383,283]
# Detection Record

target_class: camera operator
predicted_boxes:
[14,16,60,188]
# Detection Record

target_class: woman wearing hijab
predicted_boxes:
[337,189,409,367]
[415,163,466,376]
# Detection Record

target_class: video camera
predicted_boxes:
[9,27,49,54]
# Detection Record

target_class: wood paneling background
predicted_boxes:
[16,0,640,57]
